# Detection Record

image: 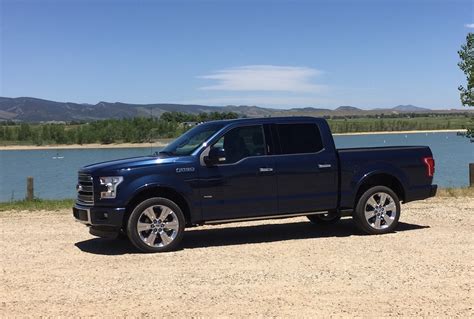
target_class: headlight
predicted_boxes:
[99,176,123,199]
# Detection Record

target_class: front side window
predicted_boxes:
[212,125,266,164]
[277,123,323,154]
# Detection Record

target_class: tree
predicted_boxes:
[17,123,31,141]
[458,33,474,137]
[4,127,12,140]
[458,33,474,106]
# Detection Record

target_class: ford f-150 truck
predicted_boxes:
[73,117,437,252]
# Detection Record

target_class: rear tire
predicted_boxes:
[127,197,185,253]
[353,186,400,234]
[307,211,341,224]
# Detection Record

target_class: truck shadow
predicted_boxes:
[74,220,430,255]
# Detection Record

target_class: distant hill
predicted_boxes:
[391,105,431,112]
[0,96,469,122]
[335,106,363,112]
[0,97,221,122]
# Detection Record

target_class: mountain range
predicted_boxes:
[0,97,469,122]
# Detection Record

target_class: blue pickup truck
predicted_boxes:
[73,117,437,252]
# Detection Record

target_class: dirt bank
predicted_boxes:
[1,197,472,317]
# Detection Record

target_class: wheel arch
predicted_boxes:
[123,185,192,228]
[354,173,406,207]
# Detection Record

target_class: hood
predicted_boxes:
[79,155,193,175]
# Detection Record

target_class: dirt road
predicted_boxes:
[1,197,473,317]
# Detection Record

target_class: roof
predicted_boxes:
[208,116,324,126]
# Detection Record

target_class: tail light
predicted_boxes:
[423,157,435,177]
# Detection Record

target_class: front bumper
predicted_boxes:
[73,204,126,237]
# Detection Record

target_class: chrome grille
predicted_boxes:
[76,173,94,205]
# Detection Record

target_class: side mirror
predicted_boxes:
[204,147,226,166]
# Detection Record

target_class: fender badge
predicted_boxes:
[176,167,195,173]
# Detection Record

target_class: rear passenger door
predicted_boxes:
[273,122,338,214]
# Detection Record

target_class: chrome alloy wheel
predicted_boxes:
[364,192,398,230]
[137,205,180,247]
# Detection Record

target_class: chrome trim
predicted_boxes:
[318,164,332,168]
[77,173,94,206]
[200,145,329,168]
[340,209,353,217]
[204,210,329,225]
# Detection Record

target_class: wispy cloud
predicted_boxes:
[464,23,474,28]
[198,65,327,93]
[180,96,334,107]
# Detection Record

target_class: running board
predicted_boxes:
[340,209,353,217]
[204,210,329,225]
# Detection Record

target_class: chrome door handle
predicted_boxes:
[318,164,332,169]
[259,167,274,172]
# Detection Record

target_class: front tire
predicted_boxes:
[353,186,400,235]
[127,197,185,253]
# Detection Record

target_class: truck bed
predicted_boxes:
[336,145,434,208]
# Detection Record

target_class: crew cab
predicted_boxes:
[73,117,437,252]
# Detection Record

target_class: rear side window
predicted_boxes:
[277,123,323,154]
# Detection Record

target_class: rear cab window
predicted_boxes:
[276,123,324,154]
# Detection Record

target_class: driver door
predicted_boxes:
[198,124,277,221]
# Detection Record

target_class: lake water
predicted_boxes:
[0,132,472,201]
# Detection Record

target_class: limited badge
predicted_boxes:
[176,167,195,173]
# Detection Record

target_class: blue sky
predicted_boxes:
[1,0,473,109]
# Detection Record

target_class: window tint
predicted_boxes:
[212,125,266,164]
[277,123,323,154]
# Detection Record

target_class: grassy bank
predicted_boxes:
[0,198,75,211]
[435,187,474,197]
[1,188,473,211]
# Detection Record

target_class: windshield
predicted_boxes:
[158,122,225,156]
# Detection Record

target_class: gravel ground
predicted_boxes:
[1,197,473,317]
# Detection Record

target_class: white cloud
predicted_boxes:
[464,23,474,28]
[178,95,337,108]
[198,65,327,93]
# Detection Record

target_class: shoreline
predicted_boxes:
[0,129,467,151]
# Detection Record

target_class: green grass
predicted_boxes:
[0,198,75,211]
[436,187,474,198]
